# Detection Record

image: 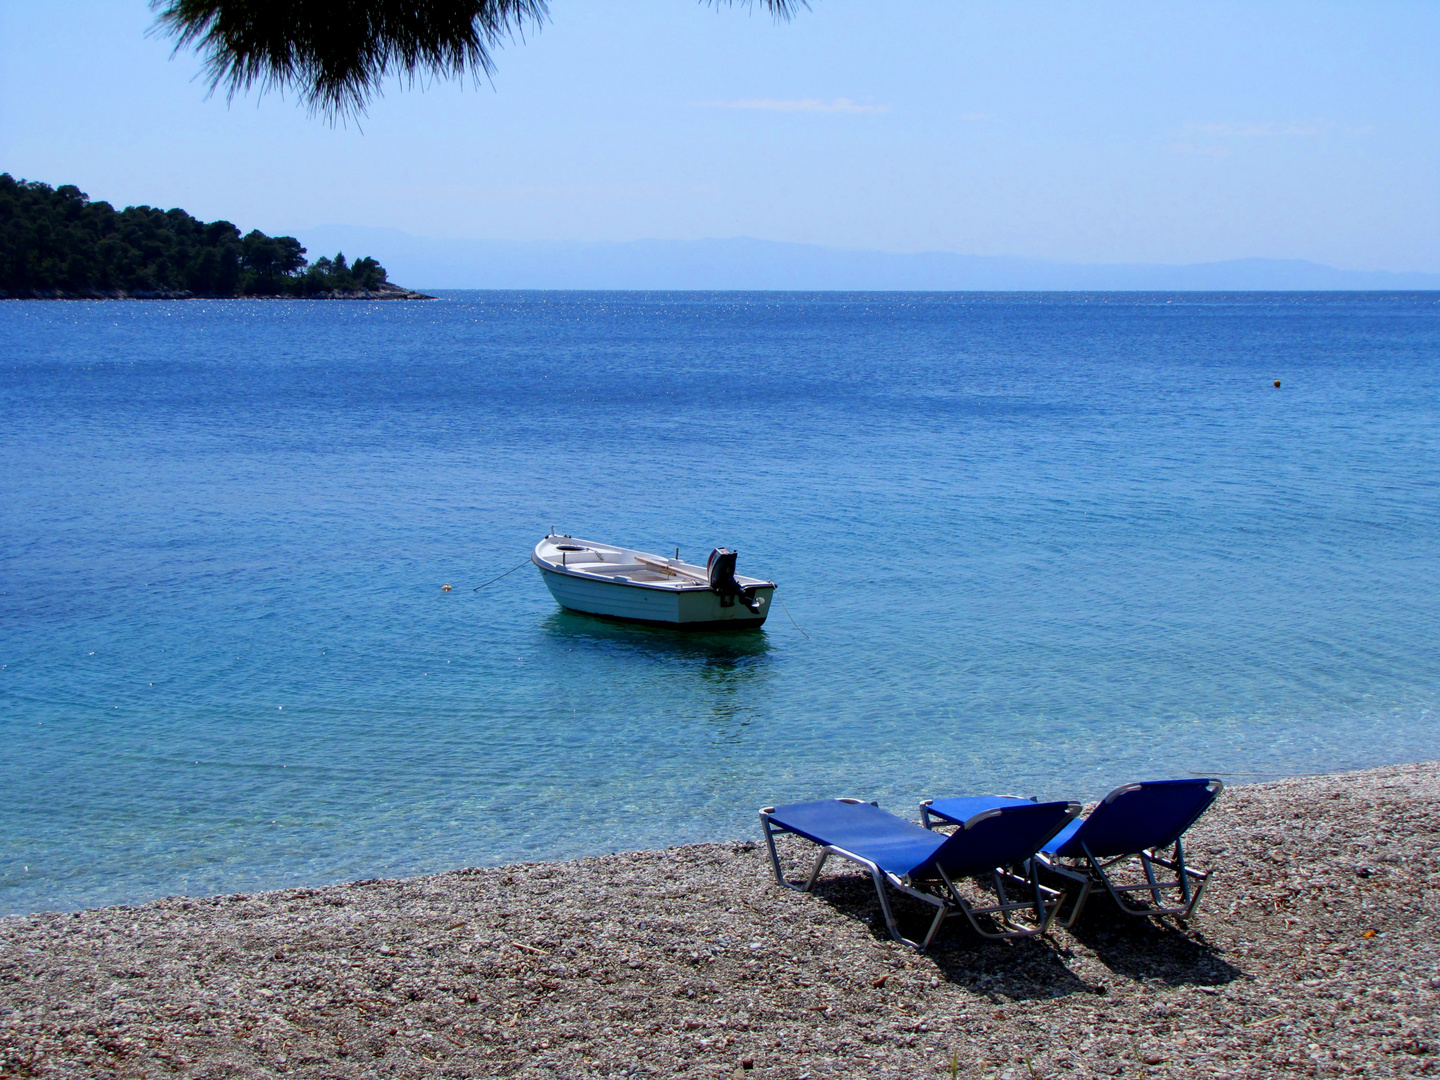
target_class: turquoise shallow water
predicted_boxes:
[2,291,1437,915]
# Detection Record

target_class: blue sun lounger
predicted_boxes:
[759,797,1080,949]
[920,778,1223,926]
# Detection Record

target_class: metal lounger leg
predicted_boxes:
[807,847,948,950]
[1166,841,1211,920]
[936,865,1063,940]
[990,866,1058,935]
[880,870,950,949]
[760,812,823,892]
[1020,864,1065,935]
[1141,851,1165,908]
[867,864,904,943]
[918,895,949,950]
[1029,862,1065,935]
[1037,855,1094,928]
[1179,870,1209,920]
[1083,842,1213,920]
[991,869,1009,918]
[1031,860,1047,929]
[823,848,950,949]
[1172,837,1196,913]
[804,848,830,891]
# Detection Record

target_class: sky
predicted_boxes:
[2,1,1438,272]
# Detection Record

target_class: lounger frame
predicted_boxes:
[1033,777,1222,925]
[919,781,1220,927]
[1038,837,1211,926]
[759,799,1066,949]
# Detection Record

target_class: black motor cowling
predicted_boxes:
[707,547,761,613]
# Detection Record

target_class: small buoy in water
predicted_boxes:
[441,583,453,592]
[1274,380,1281,388]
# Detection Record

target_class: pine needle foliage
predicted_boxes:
[151,1,806,121]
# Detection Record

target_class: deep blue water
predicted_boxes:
[2,291,1437,916]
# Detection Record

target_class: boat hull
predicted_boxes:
[537,566,772,629]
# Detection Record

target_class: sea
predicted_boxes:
[2,291,1437,916]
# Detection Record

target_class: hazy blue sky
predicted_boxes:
[3,1,1437,270]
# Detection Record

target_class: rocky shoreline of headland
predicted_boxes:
[1,283,435,301]
[1,762,1437,1078]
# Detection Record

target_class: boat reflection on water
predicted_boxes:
[539,609,773,731]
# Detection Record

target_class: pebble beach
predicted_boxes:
[2,762,1437,1079]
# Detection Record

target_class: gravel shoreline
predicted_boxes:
[2,763,1437,1079]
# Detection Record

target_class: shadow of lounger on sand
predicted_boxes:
[1058,891,1242,988]
[767,836,1242,999]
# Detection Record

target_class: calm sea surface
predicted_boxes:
[2,292,1437,915]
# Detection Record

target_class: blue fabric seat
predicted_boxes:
[923,779,1224,925]
[759,797,1079,948]
[920,794,1033,831]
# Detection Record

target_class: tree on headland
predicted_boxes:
[151,0,805,121]
[302,252,386,293]
[0,173,400,298]
[241,229,309,292]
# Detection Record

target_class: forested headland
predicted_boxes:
[0,174,428,299]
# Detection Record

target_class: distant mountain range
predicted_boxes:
[299,226,1440,292]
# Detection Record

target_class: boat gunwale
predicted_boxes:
[531,538,776,594]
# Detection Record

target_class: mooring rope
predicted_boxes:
[779,596,809,639]
[473,560,529,592]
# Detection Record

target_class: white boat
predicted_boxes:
[532,533,776,629]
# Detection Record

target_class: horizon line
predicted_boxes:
[294,227,1440,278]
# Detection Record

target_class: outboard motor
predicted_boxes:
[707,548,762,613]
